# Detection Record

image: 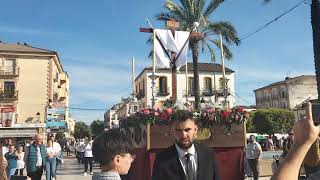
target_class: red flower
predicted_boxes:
[221,111,230,118]
[160,112,169,120]
[238,108,244,113]
[166,108,173,115]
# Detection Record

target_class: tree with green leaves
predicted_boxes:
[263,0,320,99]
[156,0,240,109]
[252,109,295,135]
[74,121,91,139]
[90,119,105,137]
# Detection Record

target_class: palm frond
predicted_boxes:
[195,0,205,21]
[165,0,187,20]
[203,0,224,18]
[156,12,179,22]
[207,44,216,62]
[207,21,241,45]
[210,39,233,59]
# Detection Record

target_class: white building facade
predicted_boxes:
[134,63,235,108]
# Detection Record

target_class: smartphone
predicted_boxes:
[311,102,320,125]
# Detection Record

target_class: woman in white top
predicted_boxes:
[46,140,57,180]
[14,146,25,176]
[83,138,93,176]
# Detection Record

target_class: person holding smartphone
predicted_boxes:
[271,102,320,180]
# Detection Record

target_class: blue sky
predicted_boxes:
[0,0,314,124]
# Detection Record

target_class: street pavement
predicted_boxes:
[53,156,100,180]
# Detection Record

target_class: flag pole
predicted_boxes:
[219,33,228,107]
[151,31,156,108]
[185,61,188,103]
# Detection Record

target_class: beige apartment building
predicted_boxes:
[254,75,317,110]
[104,98,139,130]
[134,63,235,108]
[0,43,70,142]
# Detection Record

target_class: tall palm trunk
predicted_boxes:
[191,41,200,110]
[312,0,320,99]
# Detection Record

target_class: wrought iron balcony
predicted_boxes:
[136,91,145,100]
[202,89,214,96]
[0,90,18,101]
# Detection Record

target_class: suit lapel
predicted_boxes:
[170,145,187,180]
[195,144,205,180]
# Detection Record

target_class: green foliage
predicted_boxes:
[252,109,295,134]
[246,112,255,132]
[90,119,105,136]
[74,121,91,139]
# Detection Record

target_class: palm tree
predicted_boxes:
[264,0,320,100]
[156,0,240,110]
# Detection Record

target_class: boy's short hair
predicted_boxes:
[170,110,196,125]
[92,128,134,166]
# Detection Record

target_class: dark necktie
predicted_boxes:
[185,153,194,180]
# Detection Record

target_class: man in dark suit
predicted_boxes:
[152,110,220,180]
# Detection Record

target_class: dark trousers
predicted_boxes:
[84,157,93,173]
[27,166,43,180]
[14,169,24,176]
[80,152,85,164]
[247,159,259,180]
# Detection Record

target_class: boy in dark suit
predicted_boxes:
[152,110,220,180]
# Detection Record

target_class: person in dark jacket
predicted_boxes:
[24,134,47,180]
[152,110,220,180]
[4,145,17,180]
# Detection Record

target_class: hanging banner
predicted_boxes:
[0,107,15,127]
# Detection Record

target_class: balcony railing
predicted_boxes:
[201,89,213,96]
[0,90,18,100]
[157,87,170,96]
[0,66,19,76]
[136,91,145,100]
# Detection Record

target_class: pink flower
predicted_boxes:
[154,112,159,116]
[207,108,215,113]
[245,112,250,119]
[144,110,150,116]
[154,106,160,111]
[166,108,173,115]
[235,115,240,121]
[238,108,244,113]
